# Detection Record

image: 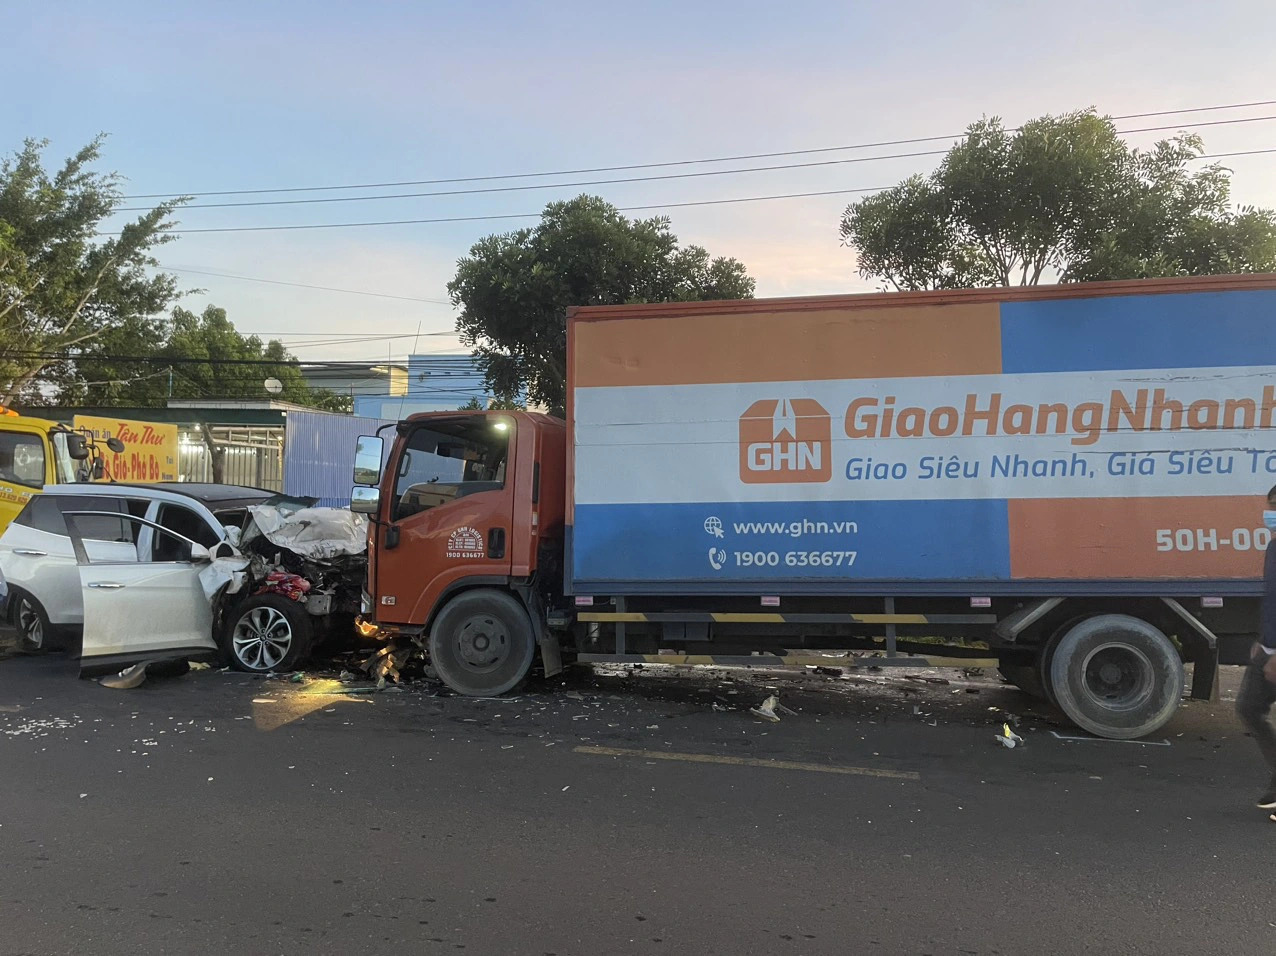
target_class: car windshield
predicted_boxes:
[392,418,509,521]
[0,430,48,489]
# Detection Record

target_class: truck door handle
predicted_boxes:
[487,528,506,559]
[13,549,47,557]
[87,582,124,589]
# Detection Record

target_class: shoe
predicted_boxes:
[1258,791,1276,810]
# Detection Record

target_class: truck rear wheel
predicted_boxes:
[1045,614,1183,740]
[428,589,535,697]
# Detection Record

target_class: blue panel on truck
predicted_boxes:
[572,499,1011,584]
[1000,290,1276,374]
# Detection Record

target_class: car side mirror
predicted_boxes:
[350,486,380,514]
[189,543,212,563]
[353,435,384,486]
[66,434,90,461]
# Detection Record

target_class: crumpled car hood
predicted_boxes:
[243,505,369,563]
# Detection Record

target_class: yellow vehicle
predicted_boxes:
[0,408,124,533]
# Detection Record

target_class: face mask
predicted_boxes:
[1265,511,1276,532]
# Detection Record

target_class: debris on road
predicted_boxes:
[750,695,798,722]
[994,723,1024,749]
[362,641,421,685]
[99,663,148,690]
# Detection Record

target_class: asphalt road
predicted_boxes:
[1,649,1273,956]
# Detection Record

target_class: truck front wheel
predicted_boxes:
[428,589,535,697]
[1046,614,1183,740]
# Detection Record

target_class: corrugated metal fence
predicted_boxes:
[283,411,396,507]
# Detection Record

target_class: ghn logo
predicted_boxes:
[739,399,832,484]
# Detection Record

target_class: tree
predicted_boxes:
[49,304,342,409]
[840,110,1276,290]
[458,396,525,411]
[44,304,350,480]
[0,137,185,404]
[449,195,755,415]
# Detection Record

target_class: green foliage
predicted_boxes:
[0,137,349,413]
[458,396,524,411]
[50,304,342,408]
[449,195,754,415]
[841,110,1276,290]
[0,137,186,403]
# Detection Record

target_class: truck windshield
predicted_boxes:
[0,430,48,489]
[392,419,509,521]
[50,432,78,484]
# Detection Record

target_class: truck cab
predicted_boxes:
[351,411,566,694]
[0,410,89,533]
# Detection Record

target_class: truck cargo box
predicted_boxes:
[566,275,1276,597]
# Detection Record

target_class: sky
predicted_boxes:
[4,0,1275,370]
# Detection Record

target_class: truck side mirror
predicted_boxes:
[66,434,90,461]
[350,486,380,514]
[91,459,105,480]
[106,437,125,454]
[353,435,384,486]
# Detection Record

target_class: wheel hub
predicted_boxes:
[456,615,508,669]
[1081,643,1154,711]
[231,607,293,670]
[18,600,42,649]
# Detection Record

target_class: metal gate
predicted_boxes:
[178,427,283,490]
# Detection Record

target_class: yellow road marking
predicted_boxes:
[574,745,919,780]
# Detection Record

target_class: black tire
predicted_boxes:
[998,662,1046,699]
[12,591,54,654]
[428,589,535,697]
[1036,615,1089,709]
[1046,614,1183,740]
[220,594,313,673]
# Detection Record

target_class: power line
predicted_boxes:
[117,114,1276,214]
[121,99,1276,200]
[8,352,469,368]
[125,149,946,212]
[168,267,453,304]
[113,186,890,235]
[103,146,1276,237]
[237,332,447,348]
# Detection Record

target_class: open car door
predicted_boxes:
[66,511,222,674]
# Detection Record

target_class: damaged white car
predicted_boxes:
[0,484,368,676]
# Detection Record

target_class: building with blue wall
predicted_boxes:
[352,353,525,419]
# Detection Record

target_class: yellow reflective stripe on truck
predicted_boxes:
[576,611,989,625]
